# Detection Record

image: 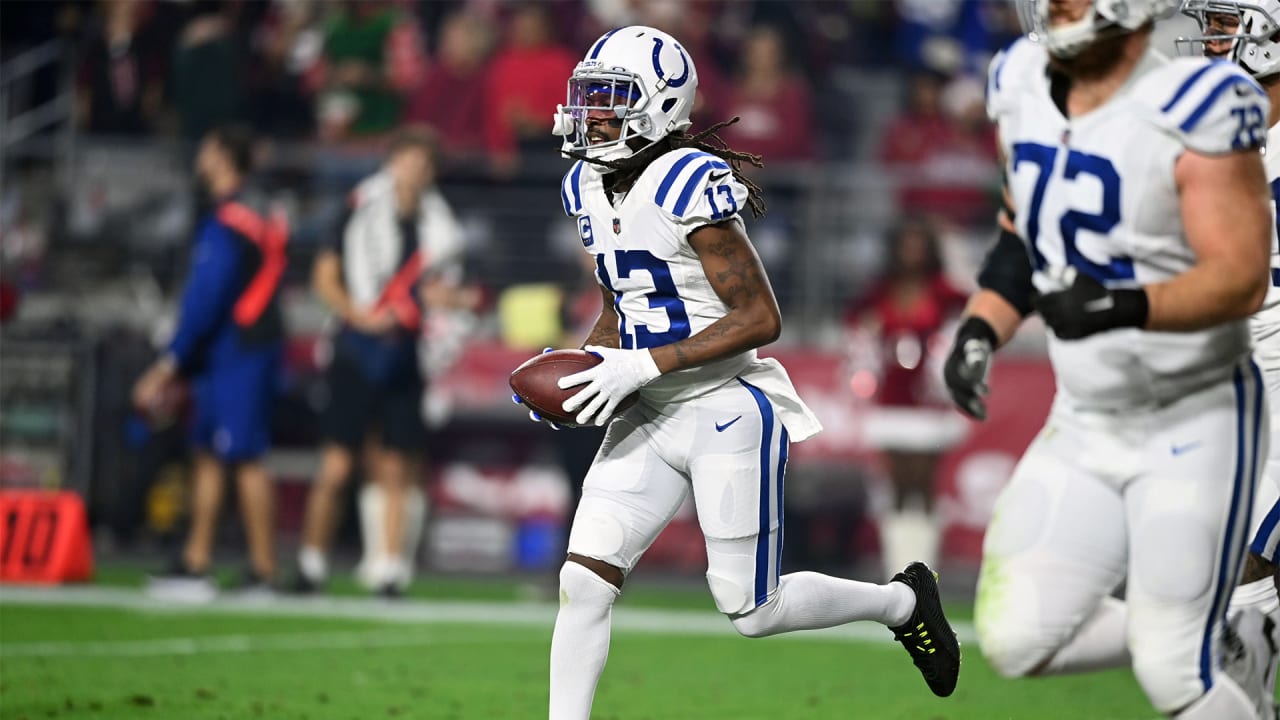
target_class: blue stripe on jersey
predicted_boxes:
[672,160,730,217]
[569,162,585,214]
[655,151,711,209]
[589,29,621,59]
[1161,61,1222,113]
[738,377,774,608]
[1180,74,1267,133]
[560,172,572,216]
[992,52,1009,93]
[775,426,788,587]
[1201,364,1253,691]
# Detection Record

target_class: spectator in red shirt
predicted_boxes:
[717,26,815,163]
[482,3,577,175]
[404,11,494,174]
[845,219,968,580]
[879,72,998,228]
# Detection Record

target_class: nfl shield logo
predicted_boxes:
[612,218,621,234]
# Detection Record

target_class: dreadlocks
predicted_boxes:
[564,117,768,218]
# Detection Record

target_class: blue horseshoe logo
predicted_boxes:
[651,38,690,88]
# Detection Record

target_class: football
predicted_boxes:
[510,349,638,426]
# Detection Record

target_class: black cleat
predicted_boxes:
[888,562,962,697]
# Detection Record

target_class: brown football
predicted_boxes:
[510,349,638,426]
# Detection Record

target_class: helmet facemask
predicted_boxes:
[1177,0,1246,59]
[554,64,659,168]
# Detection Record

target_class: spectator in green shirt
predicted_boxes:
[307,1,425,140]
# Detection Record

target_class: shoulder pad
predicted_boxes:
[1137,58,1269,155]
[987,38,1047,123]
[648,148,747,224]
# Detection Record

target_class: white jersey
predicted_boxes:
[560,148,821,440]
[1252,124,1280,367]
[988,39,1270,411]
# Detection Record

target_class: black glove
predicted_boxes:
[1033,268,1148,340]
[944,317,997,421]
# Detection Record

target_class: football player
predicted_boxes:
[942,0,1273,717]
[1182,1,1280,714]
[518,26,961,720]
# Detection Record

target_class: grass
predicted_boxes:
[0,572,1158,720]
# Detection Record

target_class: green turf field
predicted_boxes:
[0,575,1158,720]
[0,563,1173,720]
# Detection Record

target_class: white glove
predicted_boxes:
[558,345,661,426]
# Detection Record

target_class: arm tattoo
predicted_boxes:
[583,316,620,349]
[704,235,763,307]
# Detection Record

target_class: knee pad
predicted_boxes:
[975,603,1057,679]
[1131,652,1203,714]
[707,571,755,616]
[559,561,620,611]
[566,506,630,569]
[729,600,776,639]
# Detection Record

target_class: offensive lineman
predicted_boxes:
[942,0,1273,717]
[514,26,961,720]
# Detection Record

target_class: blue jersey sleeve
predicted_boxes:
[167,219,242,372]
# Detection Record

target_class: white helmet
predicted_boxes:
[1016,0,1181,57]
[1180,0,1280,78]
[551,26,698,167]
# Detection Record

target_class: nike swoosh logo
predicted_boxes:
[1171,441,1202,456]
[715,416,743,432]
[709,171,730,182]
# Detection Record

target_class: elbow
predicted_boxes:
[1242,275,1269,316]
[753,305,782,346]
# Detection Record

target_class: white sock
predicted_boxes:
[371,554,409,590]
[1173,676,1257,719]
[880,510,940,581]
[730,571,915,638]
[298,546,327,583]
[356,483,384,588]
[549,562,620,720]
[1042,597,1131,674]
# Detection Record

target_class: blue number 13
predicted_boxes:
[1011,142,1134,282]
[595,250,691,349]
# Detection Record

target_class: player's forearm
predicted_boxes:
[581,311,620,350]
[649,303,779,374]
[963,289,1024,348]
[1143,264,1267,332]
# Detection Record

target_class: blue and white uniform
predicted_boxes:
[560,147,822,615]
[975,39,1271,713]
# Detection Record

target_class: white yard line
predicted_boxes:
[0,585,976,659]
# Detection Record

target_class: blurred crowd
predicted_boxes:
[4,0,1012,181]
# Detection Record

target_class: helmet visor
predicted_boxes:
[563,70,645,152]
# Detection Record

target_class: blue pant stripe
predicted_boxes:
[738,378,774,607]
[1201,365,1251,691]
[775,427,788,586]
[1250,501,1280,562]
